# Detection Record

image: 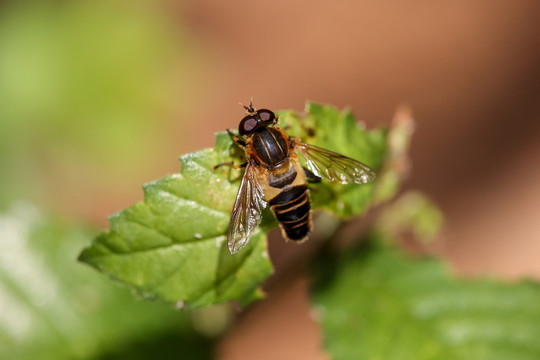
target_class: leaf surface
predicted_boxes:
[80,133,272,308]
[0,203,212,360]
[312,239,540,360]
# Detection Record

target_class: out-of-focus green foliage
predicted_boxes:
[79,103,390,307]
[375,191,444,242]
[0,202,213,360]
[0,3,215,358]
[311,197,540,360]
[371,105,415,204]
[0,1,193,206]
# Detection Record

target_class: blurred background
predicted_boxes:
[1,0,539,359]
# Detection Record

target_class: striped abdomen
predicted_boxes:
[269,184,312,241]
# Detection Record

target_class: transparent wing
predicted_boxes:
[294,140,376,184]
[227,164,267,254]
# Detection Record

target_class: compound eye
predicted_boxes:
[239,115,258,135]
[257,109,275,123]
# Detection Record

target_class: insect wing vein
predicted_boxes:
[227,164,267,253]
[294,140,376,184]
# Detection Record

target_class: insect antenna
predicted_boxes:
[239,98,256,114]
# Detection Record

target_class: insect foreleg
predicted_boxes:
[226,129,247,147]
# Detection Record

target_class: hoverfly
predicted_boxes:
[218,102,376,254]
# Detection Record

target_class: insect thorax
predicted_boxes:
[251,127,289,169]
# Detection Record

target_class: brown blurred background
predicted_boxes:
[1,1,539,359]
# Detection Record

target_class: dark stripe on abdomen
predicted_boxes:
[268,166,297,188]
[269,185,311,241]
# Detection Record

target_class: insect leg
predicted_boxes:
[226,129,247,147]
[212,161,248,171]
[303,167,322,183]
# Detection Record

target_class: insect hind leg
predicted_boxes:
[212,161,247,171]
[303,167,322,183]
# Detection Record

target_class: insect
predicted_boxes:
[217,102,376,254]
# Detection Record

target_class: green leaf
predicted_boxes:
[0,203,212,360]
[375,191,444,243]
[79,102,389,307]
[311,240,540,360]
[79,133,273,308]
